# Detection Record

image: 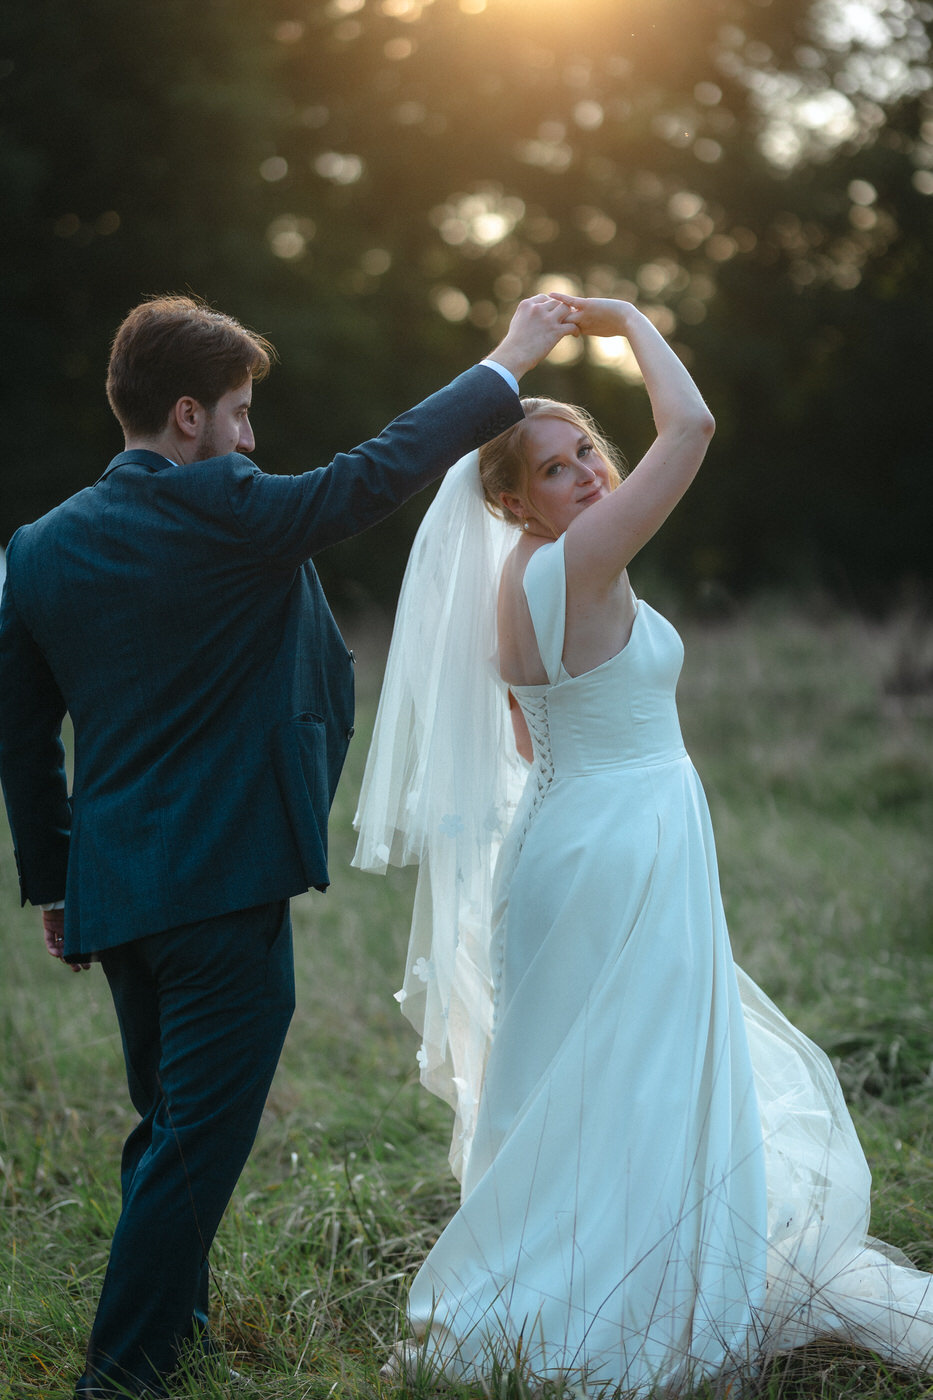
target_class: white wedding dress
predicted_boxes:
[394,536,933,1392]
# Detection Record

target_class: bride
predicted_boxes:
[353,297,933,1393]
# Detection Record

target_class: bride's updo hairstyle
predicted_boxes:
[479,397,626,527]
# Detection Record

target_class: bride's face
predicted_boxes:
[507,416,612,537]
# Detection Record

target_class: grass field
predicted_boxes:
[1,597,932,1399]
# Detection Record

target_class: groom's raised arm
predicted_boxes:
[225,363,515,562]
[224,295,574,565]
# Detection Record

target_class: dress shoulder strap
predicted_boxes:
[521,536,567,685]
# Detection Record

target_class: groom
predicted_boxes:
[0,291,572,1396]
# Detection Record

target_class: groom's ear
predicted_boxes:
[172,396,205,440]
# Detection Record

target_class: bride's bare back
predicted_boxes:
[497,537,636,687]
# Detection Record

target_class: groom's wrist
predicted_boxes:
[479,359,520,397]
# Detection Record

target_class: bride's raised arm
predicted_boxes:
[555,296,715,589]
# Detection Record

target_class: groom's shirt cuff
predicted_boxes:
[480,359,520,397]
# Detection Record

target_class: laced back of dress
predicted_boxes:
[512,532,565,805]
[513,693,555,838]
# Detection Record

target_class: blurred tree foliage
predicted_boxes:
[3,0,932,608]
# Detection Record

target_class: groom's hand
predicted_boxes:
[486,294,576,382]
[41,907,91,971]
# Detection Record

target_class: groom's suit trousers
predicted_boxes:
[75,900,295,1397]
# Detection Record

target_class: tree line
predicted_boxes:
[4,0,932,609]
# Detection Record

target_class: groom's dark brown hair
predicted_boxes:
[106,294,275,438]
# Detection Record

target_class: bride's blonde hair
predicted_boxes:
[479,398,627,527]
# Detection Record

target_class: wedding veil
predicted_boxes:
[352,451,526,1182]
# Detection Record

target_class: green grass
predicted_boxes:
[1,599,932,1399]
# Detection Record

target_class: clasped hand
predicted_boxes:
[550,293,636,339]
[490,293,637,380]
[42,907,92,972]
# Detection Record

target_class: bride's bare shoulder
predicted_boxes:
[497,539,551,686]
[498,536,551,600]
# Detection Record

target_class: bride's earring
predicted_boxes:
[522,520,530,532]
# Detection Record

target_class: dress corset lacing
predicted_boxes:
[518,694,555,802]
[489,693,554,1030]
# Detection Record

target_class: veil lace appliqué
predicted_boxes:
[352,451,526,1181]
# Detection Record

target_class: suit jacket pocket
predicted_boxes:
[271,712,331,892]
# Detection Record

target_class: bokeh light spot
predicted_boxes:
[267,215,317,260]
[314,152,365,183]
[361,248,392,275]
[385,36,415,58]
[273,21,305,42]
[848,178,878,205]
[432,286,471,321]
[260,157,289,183]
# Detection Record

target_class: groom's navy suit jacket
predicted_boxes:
[0,364,521,961]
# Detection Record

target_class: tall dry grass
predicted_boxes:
[1,597,931,1398]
